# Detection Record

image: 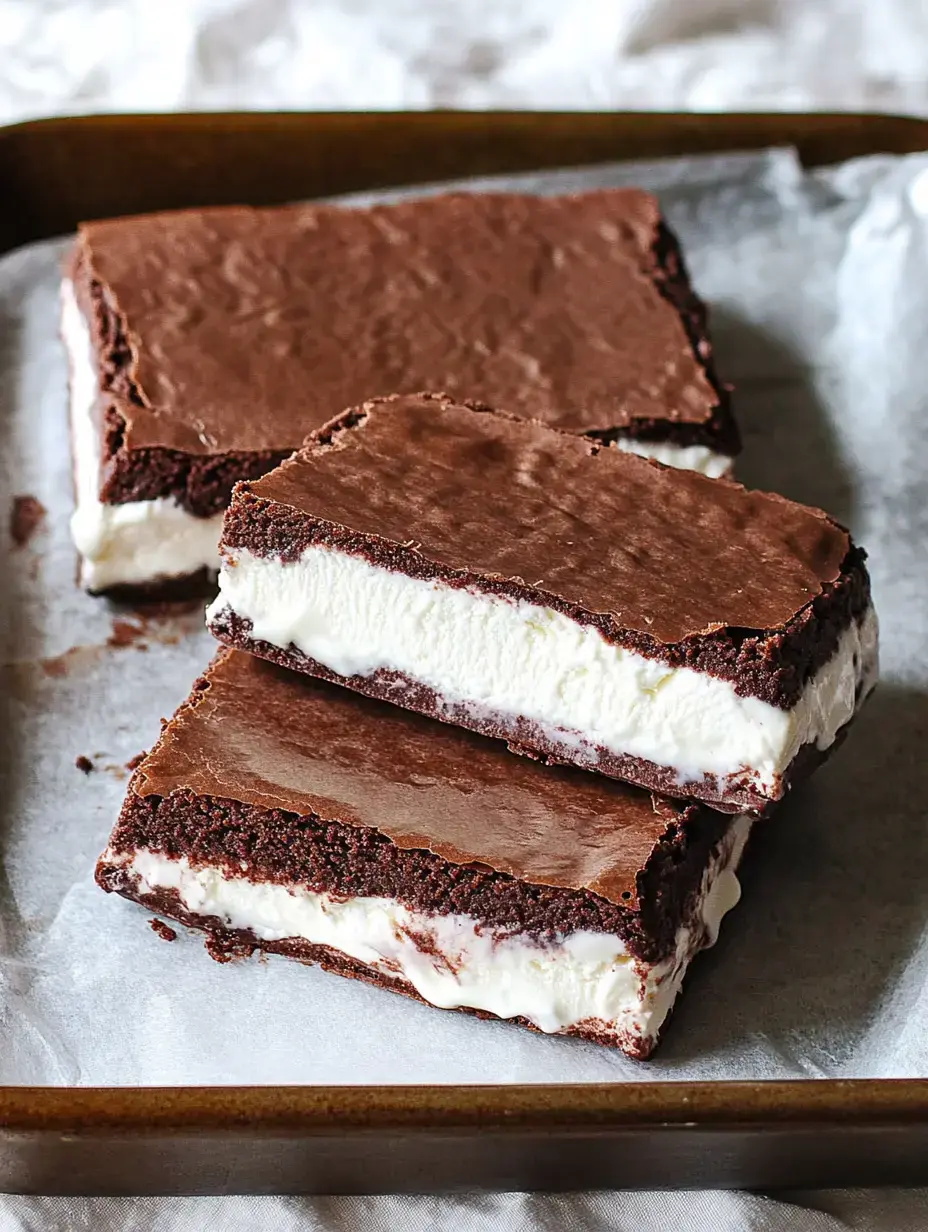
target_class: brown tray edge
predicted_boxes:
[4,1079,928,1130]
[1,110,927,256]
[2,1082,928,1195]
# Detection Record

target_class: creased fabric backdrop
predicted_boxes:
[1,0,927,119]
[1,0,928,1229]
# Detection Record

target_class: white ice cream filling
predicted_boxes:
[208,545,878,796]
[614,437,733,478]
[113,813,751,1045]
[62,279,224,591]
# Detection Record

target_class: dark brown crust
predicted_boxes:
[209,606,865,810]
[69,192,738,514]
[607,397,737,452]
[614,221,737,456]
[101,766,733,964]
[96,874,683,1059]
[90,566,217,603]
[100,435,291,520]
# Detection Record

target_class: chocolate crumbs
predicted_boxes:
[149,919,177,942]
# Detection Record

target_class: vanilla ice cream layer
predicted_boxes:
[208,544,878,796]
[113,813,751,1047]
[614,437,733,477]
[62,279,223,591]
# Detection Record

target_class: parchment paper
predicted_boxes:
[2,147,927,1085]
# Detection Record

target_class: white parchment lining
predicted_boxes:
[1,148,926,1084]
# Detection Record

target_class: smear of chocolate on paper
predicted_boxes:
[9,495,46,547]
[0,646,99,700]
[107,600,204,651]
[40,645,99,678]
[107,619,147,650]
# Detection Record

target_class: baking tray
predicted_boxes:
[1,110,928,1196]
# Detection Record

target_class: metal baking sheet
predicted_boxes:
[0,112,926,1193]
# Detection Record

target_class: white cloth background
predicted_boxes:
[0,0,927,119]
[1,0,927,1228]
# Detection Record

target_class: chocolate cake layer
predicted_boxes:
[64,188,737,592]
[75,190,736,490]
[96,649,755,1059]
[207,393,877,810]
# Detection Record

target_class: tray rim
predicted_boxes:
[1,108,928,1189]
[2,109,928,253]
[2,1079,928,1133]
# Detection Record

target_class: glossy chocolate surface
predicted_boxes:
[134,648,697,906]
[74,188,730,455]
[244,393,852,646]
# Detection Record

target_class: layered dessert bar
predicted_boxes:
[208,393,877,812]
[96,649,755,1059]
[63,188,737,593]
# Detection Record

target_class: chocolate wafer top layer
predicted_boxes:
[133,649,697,907]
[73,189,732,456]
[237,393,856,650]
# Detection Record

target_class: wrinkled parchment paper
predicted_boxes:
[2,147,927,1085]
